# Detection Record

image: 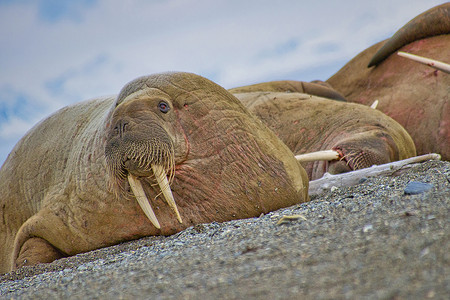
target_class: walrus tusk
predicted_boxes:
[295,150,340,162]
[370,100,379,109]
[397,51,450,74]
[128,174,161,229]
[151,164,183,224]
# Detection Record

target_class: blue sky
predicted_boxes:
[0,0,445,165]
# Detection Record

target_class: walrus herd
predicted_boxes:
[232,89,416,180]
[0,3,448,273]
[328,3,449,160]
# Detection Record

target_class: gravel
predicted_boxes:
[1,160,449,299]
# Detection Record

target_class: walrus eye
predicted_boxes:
[158,101,170,113]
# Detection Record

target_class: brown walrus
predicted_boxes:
[0,72,308,273]
[230,89,416,180]
[327,3,450,160]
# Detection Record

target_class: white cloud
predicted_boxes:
[0,0,446,165]
[0,116,39,140]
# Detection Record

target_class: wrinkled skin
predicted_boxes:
[0,72,308,273]
[233,91,416,180]
[327,3,450,160]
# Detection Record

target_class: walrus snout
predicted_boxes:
[327,148,379,174]
[105,129,181,229]
[328,134,396,174]
[105,127,174,180]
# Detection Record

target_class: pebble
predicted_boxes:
[404,181,433,195]
[77,265,88,271]
[362,224,373,233]
[358,177,368,184]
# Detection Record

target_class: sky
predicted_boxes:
[0,0,446,165]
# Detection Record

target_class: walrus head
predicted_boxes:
[104,72,308,232]
[326,131,399,174]
[105,84,182,228]
[303,118,416,180]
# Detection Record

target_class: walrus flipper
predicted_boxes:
[11,211,69,269]
[368,3,450,67]
[14,237,65,269]
[229,80,347,102]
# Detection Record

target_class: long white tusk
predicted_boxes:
[398,51,450,74]
[370,100,379,109]
[295,150,340,162]
[128,174,161,229]
[151,164,183,224]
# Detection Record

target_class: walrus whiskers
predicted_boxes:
[346,152,363,170]
[397,51,450,74]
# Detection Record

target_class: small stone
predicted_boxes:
[404,211,416,217]
[363,224,373,233]
[61,276,73,283]
[404,181,433,195]
[426,290,435,298]
[358,177,368,184]
[420,247,430,258]
[77,265,88,271]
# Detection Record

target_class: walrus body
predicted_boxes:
[0,72,308,273]
[233,91,416,180]
[327,3,450,160]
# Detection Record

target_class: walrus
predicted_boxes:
[231,90,416,180]
[0,72,308,273]
[327,3,450,160]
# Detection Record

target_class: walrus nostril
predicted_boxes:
[113,121,129,138]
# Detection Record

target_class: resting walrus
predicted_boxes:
[0,72,308,273]
[230,89,416,180]
[327,3,450,160]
